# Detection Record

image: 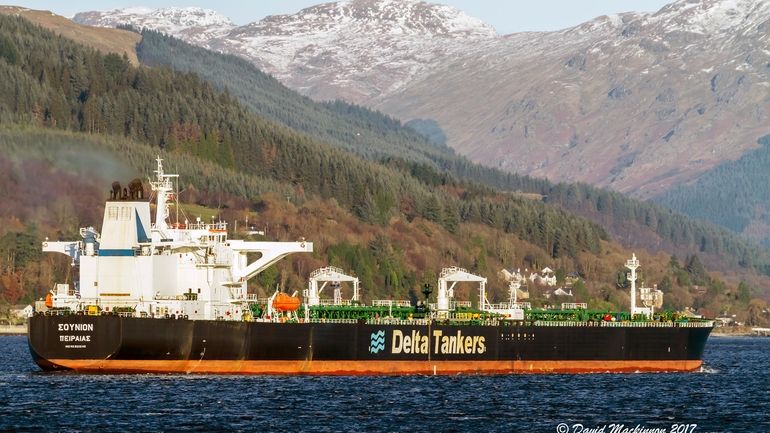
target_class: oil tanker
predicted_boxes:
[28,158,713,374]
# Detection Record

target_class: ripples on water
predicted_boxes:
[0,336,767,432]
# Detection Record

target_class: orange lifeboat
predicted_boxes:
[45,292,53,308]
[273,293,300,312]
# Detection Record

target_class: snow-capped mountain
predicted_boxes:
[74,0,770,197]
[73,6,235,45]
[213,0,496,100]
[74,0,496,101]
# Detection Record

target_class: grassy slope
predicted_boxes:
[0,6,140,65]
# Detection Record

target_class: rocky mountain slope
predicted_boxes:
[73,6,234,45]
[74,0,770,199]
[381,0,770,198]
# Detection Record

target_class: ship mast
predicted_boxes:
[625,253,640,317]
[149,156,178,231]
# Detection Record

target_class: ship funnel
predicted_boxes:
[99,201,152,254]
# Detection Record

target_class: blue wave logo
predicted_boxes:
[369,330,386,354]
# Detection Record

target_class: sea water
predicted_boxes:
[0,335,767,432]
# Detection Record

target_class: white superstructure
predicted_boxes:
[43,157,313,320]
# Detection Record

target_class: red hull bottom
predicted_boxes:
[45,359,704,375]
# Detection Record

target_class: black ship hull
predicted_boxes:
[28,315,712,374]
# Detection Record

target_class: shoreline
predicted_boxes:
[711,326,768,337]
[0,325,27,335]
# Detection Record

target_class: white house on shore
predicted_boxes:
[528,267,557,287]
[11,304,34,319]
[499,268,530,300]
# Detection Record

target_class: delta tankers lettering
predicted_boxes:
[391,329,486,355]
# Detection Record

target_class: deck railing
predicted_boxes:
[532,320,714,328]
[372,300,412,307]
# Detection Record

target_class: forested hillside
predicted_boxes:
[135,29,547,193]
[655,137,770,248]
[0,14,768,325]
[136,30,453,167]
[0,128,605,309]
[0,15,607,259]
[132,28,770,275]
[3,127,767,325]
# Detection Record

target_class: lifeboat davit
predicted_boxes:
[273,293,300,312]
